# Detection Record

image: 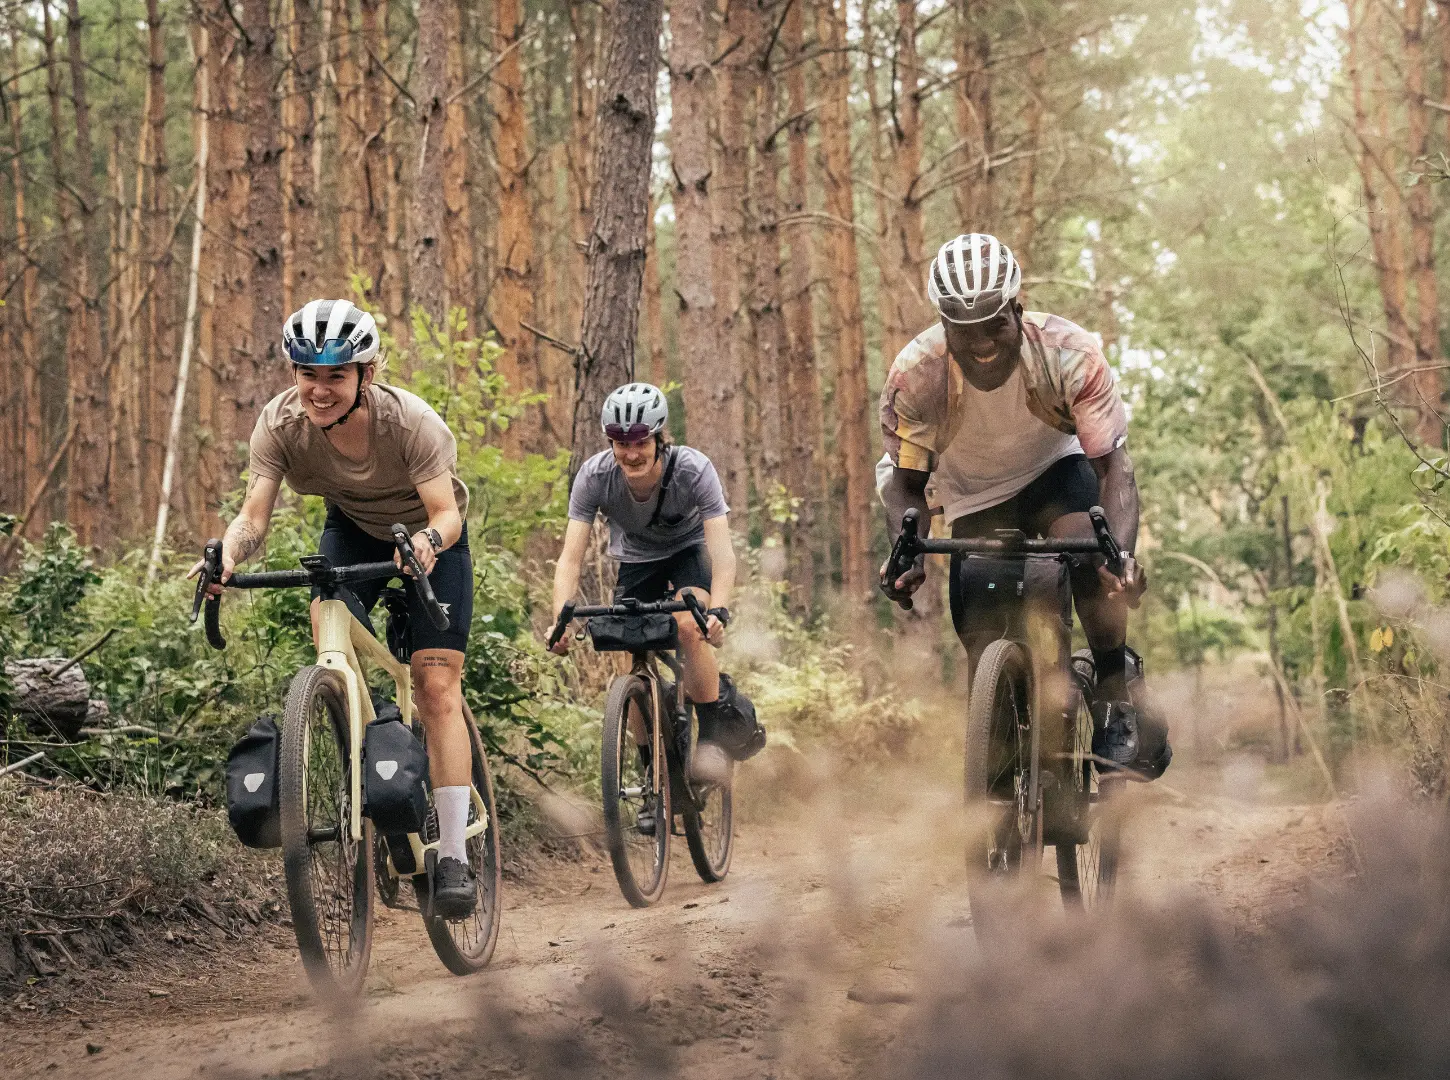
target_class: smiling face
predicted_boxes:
[610,435,660,482]
[293,363,371,427]
[942,302,1025,391]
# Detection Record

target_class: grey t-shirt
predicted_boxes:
[568,446,729,563]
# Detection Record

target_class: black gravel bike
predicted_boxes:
[547,595,733,907]
[192,526,502,995]
[883,506,1128,930]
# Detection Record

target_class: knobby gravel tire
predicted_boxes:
[681,701,735,883]
[602,675,669,907]
[415,705,504,975]
[280,665,374,999]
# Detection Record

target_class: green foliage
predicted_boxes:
[3,524,101,653]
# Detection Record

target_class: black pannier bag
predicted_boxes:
[363,717,431,834]
[225,716,282,849]
[587,612,679,653]
[712,673,766,760]
[950,553,1071,658]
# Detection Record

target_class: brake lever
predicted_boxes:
[682,591,711,636]
[1088,506,1125,578]
[547,601,576,650]
[881,508,923,611]
[191,539,222,623]
[391,524,449,632]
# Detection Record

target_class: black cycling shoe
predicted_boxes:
[1093,701,1172,779]
[432,856,477,920]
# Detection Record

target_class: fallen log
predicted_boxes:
[5,659,92,742]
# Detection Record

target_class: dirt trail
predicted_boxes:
[2,766,1342,1080]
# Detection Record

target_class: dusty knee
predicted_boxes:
[412,660,462,716]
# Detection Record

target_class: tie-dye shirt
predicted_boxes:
[878,312,1128,520]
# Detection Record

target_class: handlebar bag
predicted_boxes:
[951,554,1071,655]
[225,716,282,849]
[587,612,680,653]
[363,717,431,834]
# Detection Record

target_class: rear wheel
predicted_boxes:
[279,666,373,998]
[681,706,734,882]
[602,675,669,907]
[963,640,1038,938]
[415,704,503,974]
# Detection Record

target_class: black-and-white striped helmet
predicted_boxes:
[601,383,669,443]
[282,299,380,367]
[927,233,1022,324]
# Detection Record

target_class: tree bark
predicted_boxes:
[815,0,874,603]
[670,0,730,491]
[408,0,449,328]
[142,0,172,526]
[884,0,928,357]
[644,204,667,388]
[442,0,475,326]
[63,0,107,541]
[6,26,42,524]
[1402,0,1445,444]
[569,0,664,480]
[491,0,537,446]
[285,0,321,312]
[241,0,286,433]
[781,0,820,615]
[1013,46,1046,269]
[954,0,994,228]
[332,0,364,281]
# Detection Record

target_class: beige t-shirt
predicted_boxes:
[248,384,469,540]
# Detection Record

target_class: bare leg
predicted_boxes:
[411,648,472,788]
[674,586,719,704]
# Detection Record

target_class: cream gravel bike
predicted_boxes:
[193,525,502,996]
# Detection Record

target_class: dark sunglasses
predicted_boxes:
[605,423,655,444]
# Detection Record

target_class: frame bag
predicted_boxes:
[225,716,282,849]
[363,717,431,834]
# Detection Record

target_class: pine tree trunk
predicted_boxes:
[815,0,873,603]
[143,0,172,527]
[6,28,42,524]
[408,0,449,327]
[332,0,364,282]
[241,0,286,432]
[884,0,927,357]
[644,205,666,388]
[954,0,994,228]
[705,0,753,511]
[1013,47,1046,268]
[748,1,787,526]
[63,0,108,540]
[285,0,321,312]
[670,0,725,474]
[442,0,475,326]
[569,0,664,479]
[781,0,820,615]
[41,2,81,533]
[491,0,537,446]
[1402,0,1445,444]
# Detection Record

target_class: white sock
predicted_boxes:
[433,785,471,865]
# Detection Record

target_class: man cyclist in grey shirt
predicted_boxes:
[549,384,759,821]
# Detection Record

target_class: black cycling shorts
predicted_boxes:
[311,503,473,654]
[949,454,1101,540]
[614,545,712,603]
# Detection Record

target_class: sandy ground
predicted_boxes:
[2,754,1344,1080]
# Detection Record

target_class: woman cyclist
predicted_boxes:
[190,299,480,918]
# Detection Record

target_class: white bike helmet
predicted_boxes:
[601,383,669,443]
[927,233,1022,324]
[282,299,380,367]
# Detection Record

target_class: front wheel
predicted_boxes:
[1056,654,1121,909]
[963,639,1039,939]
[279,666,374,998]
[415,703,503,975]
[602,675,669,907]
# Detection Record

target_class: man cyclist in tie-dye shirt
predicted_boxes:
[878,232,1170,779]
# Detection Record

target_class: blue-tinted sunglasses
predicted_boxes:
[286,337,357,366]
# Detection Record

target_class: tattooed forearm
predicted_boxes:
[225,518,266,564]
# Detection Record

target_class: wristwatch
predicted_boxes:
[708,606,731,627]
[422,527,444,553]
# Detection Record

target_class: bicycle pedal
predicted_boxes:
[422,848,439,921]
